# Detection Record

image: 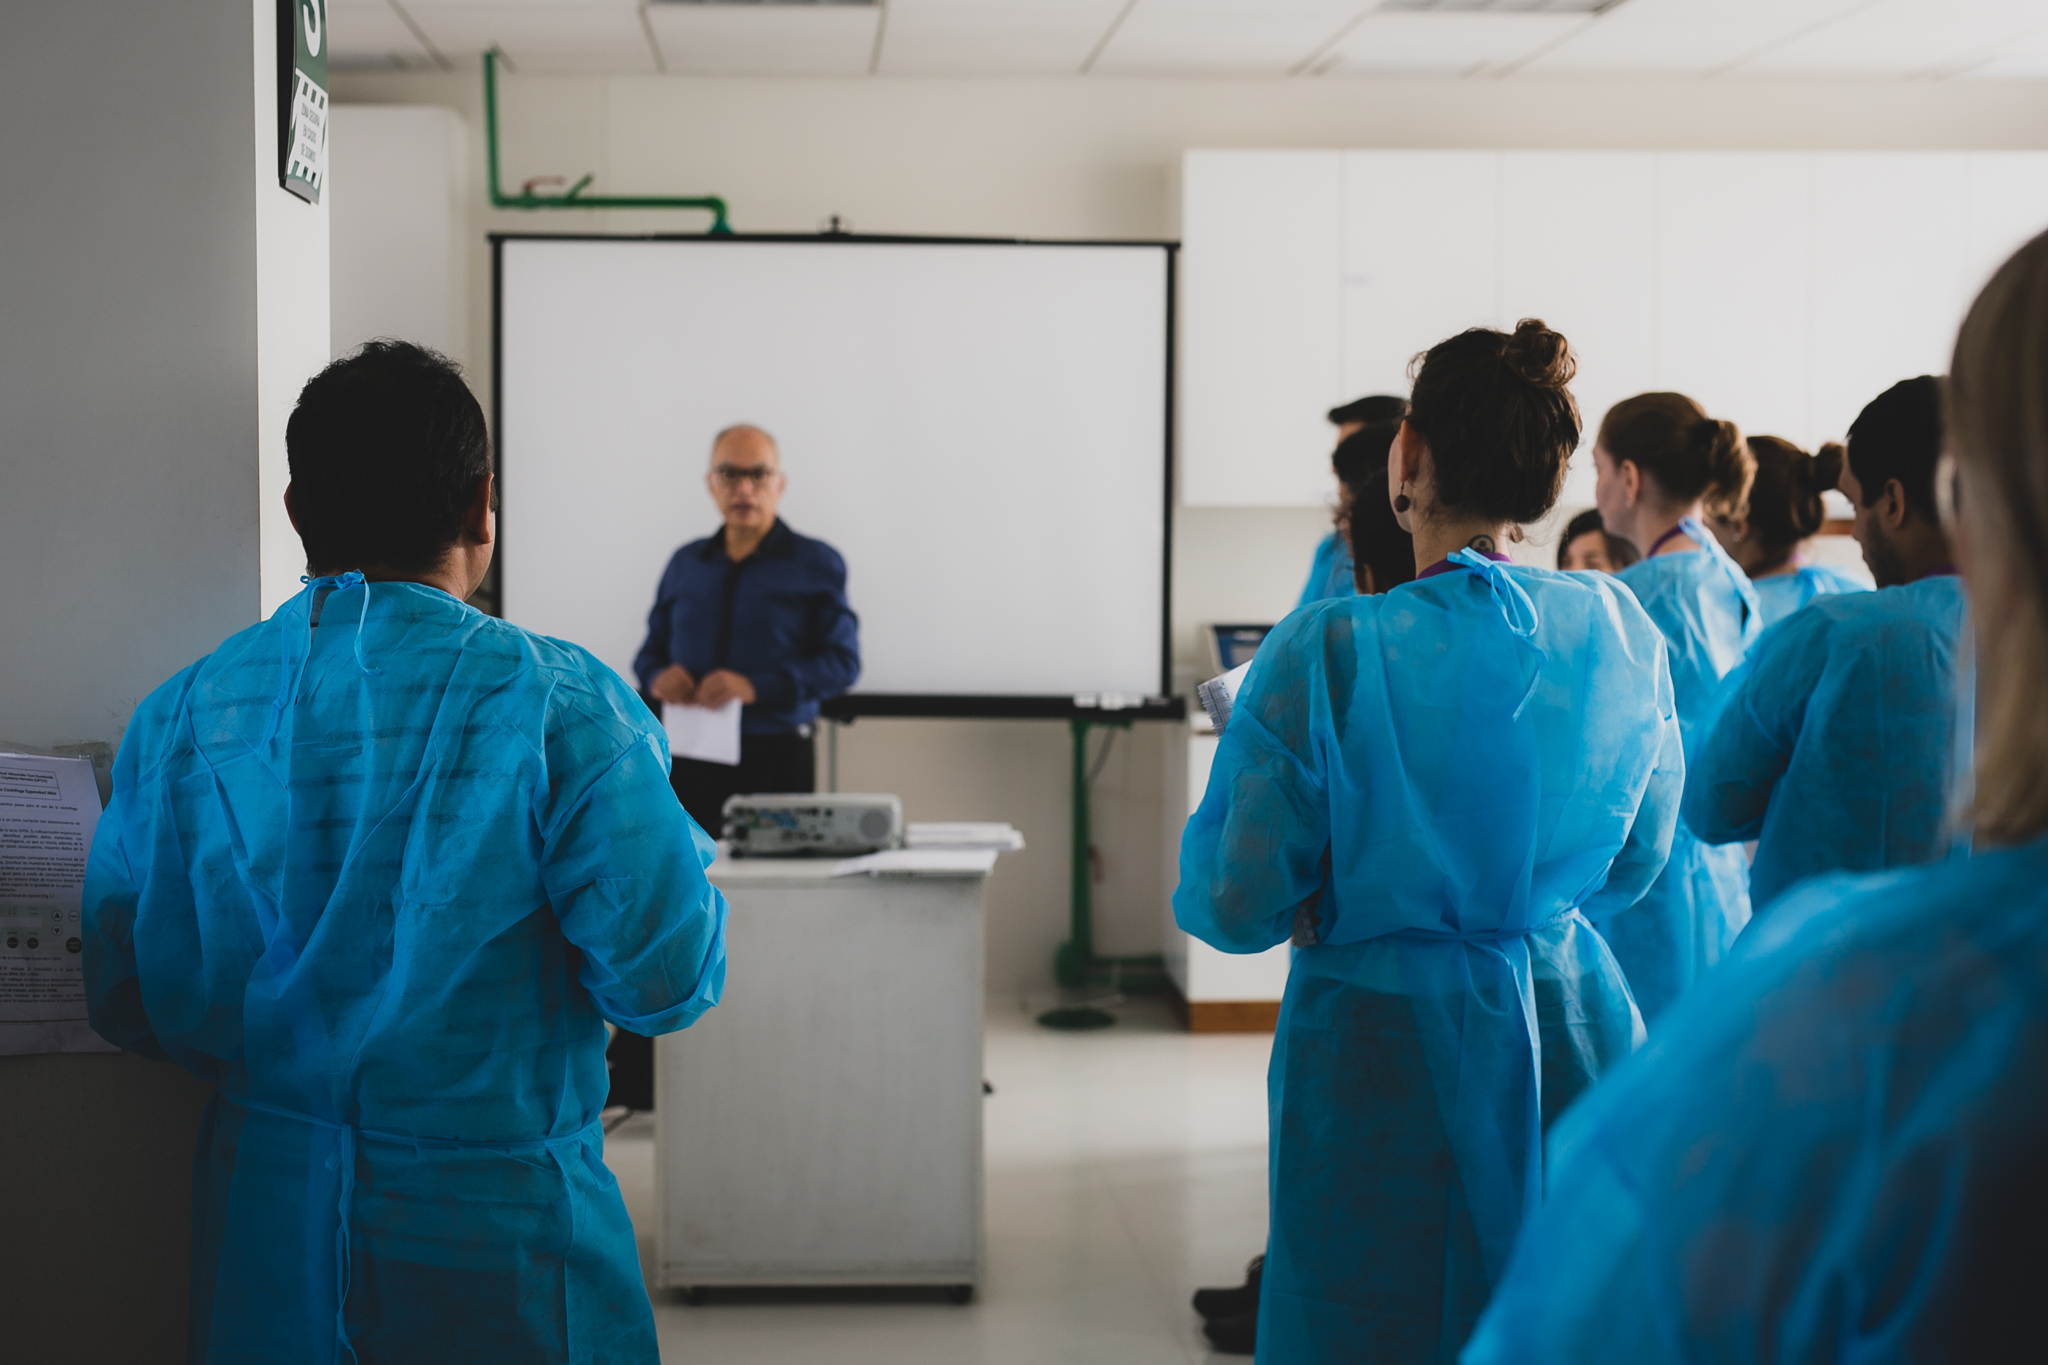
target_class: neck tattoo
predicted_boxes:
[1465,534,1498,556]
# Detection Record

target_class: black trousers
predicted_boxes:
[606,729,815,1112]
[668,729,817,838]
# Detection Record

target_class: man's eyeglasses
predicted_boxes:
[712,463,779,488]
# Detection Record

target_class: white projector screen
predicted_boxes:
[496,236,1172,709]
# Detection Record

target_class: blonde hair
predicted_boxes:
[1948,229,2048,845]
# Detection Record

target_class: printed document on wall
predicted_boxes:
[0,753,117,1055]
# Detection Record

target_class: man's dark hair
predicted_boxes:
[286,340,493,573]
[1328,394,1409,428]
[1846,375,1944,522]
[1557,508,1640,570]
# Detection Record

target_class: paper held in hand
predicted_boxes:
[664,700,743,767]
[1196,661,1252,733]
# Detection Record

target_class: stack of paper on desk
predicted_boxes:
[832,848,1001,878]
[904,822,1026,852]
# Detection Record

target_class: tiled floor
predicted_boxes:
[605,997,1273,1363]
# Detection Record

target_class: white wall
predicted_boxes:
[330,105,467,359]
[1,3,330,1359]
[329,66,2048,994]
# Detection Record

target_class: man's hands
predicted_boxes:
[651,664,697,705]
[693,670,757,709]
[652,666,756,708]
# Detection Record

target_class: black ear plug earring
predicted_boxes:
[1394,484,1412,514]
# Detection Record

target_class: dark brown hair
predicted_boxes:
[1948,229,2048,844]
[1333,423,1416,594]
[1598,392,1754,518]
[1405,319,1581,525]
[1743,436,1843,556]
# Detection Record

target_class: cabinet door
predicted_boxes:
[1181,150,1344,507]
[1500,152,1657,510]
[1340,150,1500,401]
[1656,152,1815,447]
[1964,153,2048,317]
[1811,153,1968,445]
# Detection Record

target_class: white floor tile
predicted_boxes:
[606,998,1273,1363]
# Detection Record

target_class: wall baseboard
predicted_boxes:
[1166,984,1280,1033]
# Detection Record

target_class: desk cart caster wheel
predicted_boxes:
[945,1284,975,1305]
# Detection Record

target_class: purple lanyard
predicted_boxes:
[1645,523,1693,558]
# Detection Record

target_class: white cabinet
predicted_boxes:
[1162,720,1293,1030]
[1180,151,1344,508]
[656,857,986,1292]
[1180,149,2048,509]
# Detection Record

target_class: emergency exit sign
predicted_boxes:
[278,0,328,203]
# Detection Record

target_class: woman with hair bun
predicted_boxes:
[1177,320,1682,1363]
[1705,435,1869,628]
[1465,228,2048,1365]
[1592,393,1762,1021]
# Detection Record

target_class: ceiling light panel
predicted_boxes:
[1091,0,1377,76]
[1322,12,1587,76]
[643,2,880,73]
[401,2,658,73]
[878,1,1134,76]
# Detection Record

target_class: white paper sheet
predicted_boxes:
[904,822,1026,852]
[832,848,1000,878]
[0,752,118,1055]
[664,699,743,766]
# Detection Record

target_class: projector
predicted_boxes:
[721,793,904,858]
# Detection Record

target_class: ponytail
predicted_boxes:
[1742,435,1836,555]
[1599,392,1756,517]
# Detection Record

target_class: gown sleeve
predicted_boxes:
[1683,611,1829,846]
[80,781,174,1062]
[1174,613,1333,953]
[540,690,729,1037]
[1584,683,1685,921]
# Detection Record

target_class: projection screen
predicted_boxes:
[495,235,1173,711]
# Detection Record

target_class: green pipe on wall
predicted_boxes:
[484,50,731,234]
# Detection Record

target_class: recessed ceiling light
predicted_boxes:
[1379,0,1628,13]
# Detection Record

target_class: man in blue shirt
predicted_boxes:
[634,424,861,835]
[1684,377,1965,914]
[1297,395,1407,607]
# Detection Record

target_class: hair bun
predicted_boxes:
[1502,318,1576,388]
[1811,441,1846,493]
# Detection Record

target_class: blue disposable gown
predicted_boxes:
[82,576,729,1365]
[1462,835,2048,1364]
[1685,575,1968,911]
[1177,552,1683,1364]
[1750,561,1869,630]
[1297,529,1358,607]
[1604,521,1761,1020]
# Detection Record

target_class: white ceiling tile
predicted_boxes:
[1738,0,2048,77]
[1091,0,1371,76]
[1521,0,1869,76]
[1323,12,1586,78]
[329,0,439,69]
[1959,24,2048,79]
[404,2,657,74]
[644,5,880,75]
[877,1,1128,76]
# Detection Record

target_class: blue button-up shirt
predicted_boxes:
[633,519,861,737]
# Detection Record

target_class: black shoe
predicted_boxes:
[1192,1253,1263,1320]
[1202,1309,1257,1356]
